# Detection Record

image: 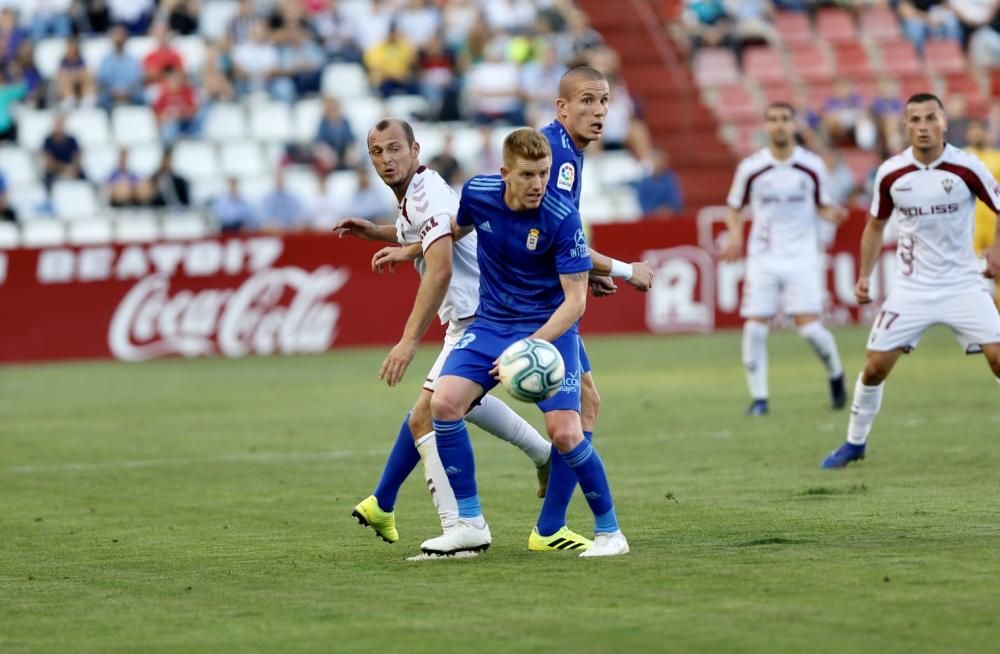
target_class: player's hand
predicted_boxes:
[334,217,379,240]
[822,204,849,225]
[379,339,418,387]
[626,261,654,292]
[372,246,405,273]
[589,275,617,297]
[719,232,743,262]
[855,277,872,304]
[983,244,1000,279]
[489,357,501,381]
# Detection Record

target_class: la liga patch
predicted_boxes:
[557,162,575,191]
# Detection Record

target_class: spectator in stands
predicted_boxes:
[680,0,732,51]
[566,7,605,56]
[472,125,502,174]
[228,0,257,45]
[950,0,1000,42]
[12,42,45,108]
[962,0,1000,67]
[819,77,868,147]
[201,38,237,103]
[364,22,420,97]
[106,149,150,207]
[632,149,684,216]
[898,0,962,54]
[279,27,324,96]
[870,77,904,154]
[97,25,145,109]
[312,0,363,62]
[0,170,17,222]
[343,169,394,222]
[233,18,291,101]
[418,31,459,120]
[312,97,357,175]
[428,131,464,186]
[269,0,313,48]
[443,0,478,49]
[42,114,85,191]
[522,44,565,126]
[56,37,97,108]
[213,177,256,232]
[355,0,394,52]
[23,0,73,41]
[465,42,525,125]
[153,66,201,143]
[162,0,200,36]
[946,92,972,147]
[483,0,538,33]
[259,168,307,230]
[398,0,441,48]
[726,0,777,55]
[144,22,184,85]
[0,8,26,64]
[0,68,26,142]
[71,0,111,34]
[109,0,155,35]
[149,146,191,208]
[590,48,653,163]
[820,147,857,206]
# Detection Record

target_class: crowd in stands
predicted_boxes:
[0,0,681,243]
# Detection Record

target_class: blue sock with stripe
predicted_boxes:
[563,437,618,533]
[535,430,593,537]
[372,414,420,513]
[432,418,481,518]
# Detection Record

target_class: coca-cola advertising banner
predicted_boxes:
[0,211,885,363]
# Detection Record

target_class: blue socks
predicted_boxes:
[372,415,420,513]
[432,418,481,518]
[535,430,592,537]
[564,437,618,533]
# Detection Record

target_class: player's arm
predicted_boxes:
[379,234,453,386]
[855,215,887,304]
[530,271,589,343]
[964,156,1000,279]
[333,217,399,243]
[814,157,848,225]
[988,215,1000,279]
[818,204,848,225]
[720,206,744,261]
[450,215,474,241]
[589,248,654,291]
[372,241,422,272]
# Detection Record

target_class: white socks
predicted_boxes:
[414,432,458,531]
[742,321,769,400]
[465,394,551,467]
[798,321,844,379]
[847,374,884,445]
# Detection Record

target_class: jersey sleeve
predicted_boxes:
[964,155,1000,213]
[412,178,457,252]
[726,160,750,210]
[457,181,476,227]
[554,210,593,275]
[548,148,578,205]
[814,158,834,207]
[869,162,894,220]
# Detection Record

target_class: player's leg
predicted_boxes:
[983,343,1000,382]
[740,260,778,415]
[793,314,847,409]
[946,285,1000,382]
[407,391,459,533]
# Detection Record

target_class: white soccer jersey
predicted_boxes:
[870,144,1000,292]
[395,165,479,323]
[727,146,832,260]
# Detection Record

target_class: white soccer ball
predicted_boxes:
[497,338,565,403]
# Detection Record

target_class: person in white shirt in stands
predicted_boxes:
[820,92,1000,468]
[721,102,849,416]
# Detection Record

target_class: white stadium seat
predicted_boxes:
[114,214,161,243]
[220,142,265,177]
[172,140,219,180]
[450,125,482,170]
[203,103,247,142]
[0,221,19,248]
[250,101,293,142]
[21,220,66,247]
[597,151,646,186]
[112,105,159,146]
[124,36,155,62]
[326,170,359,207]
[342,96,384,135]
[128,142,164,177]
[81,36,111,74]
[66,107,111,148]
[9,183,48,221]
[162,212,211,240]
[52,180,100,220]
[240,175,274,202]
[190,177,226,208]
[0,146,38,185]
[284,166,321,203]
[293,98,323,143]
[16,109,55,151]
[199,0,239,40]
[175,35,206,74]
[384,95,431,121]
[82,145,118,183]
[321,63,371,99]
[33,38,67,78]
[68,217,114,244]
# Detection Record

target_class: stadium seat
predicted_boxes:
[450,125,484,170]
[82,144,118,182]
[162,212,211,240]
[758,80,794,106]
[773,12,813,47]
[114,214,161,243]
[9,183,48,221]
[744,47,787,85]
[816,8,857,44]
[859,7,904,42]
[842,149,879,184]
[125,35,156,62]
[833,44,875,81]
[33,38,66,78]
[66,107,112,148]
[203,103,248,142]
[190,177,226,208]
[129,142,164,176]
[692,48,740,88]
[924,39,968,76]
[172,140,220,180]
[112,106,159,146]
[788,44,834,83]
[220,142,266,177]
[284,166,321,203]
[293,98,324,143]
[384,95,431,121]
[709,84,760,124]
[52,180,100,220]
[597,151,646,186]
[326,170,359,207]
[342,96,385,135]
[321,63,371,99]
[0,146,38,185]
[16,109,55,151]
[250,101,293,142]
[0,221,19,248]
[81,36,111,74]
[899,74,935,100]
[199,0,238,40]
[21,220,66,247]
[580,193,617,224]
[239,175,274,202]
[877,40,922,77]
[67,218,114,244]
[175,35,206,74]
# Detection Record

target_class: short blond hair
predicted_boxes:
[502,128,551,169]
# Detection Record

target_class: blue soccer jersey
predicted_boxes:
[541,120,584,208]
[457,175,592,332]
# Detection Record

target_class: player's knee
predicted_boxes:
[408,409,432,438]
[429,392,465,421]
[861,362,888,385]
[548,426,582,453]
[986,349,1000,377]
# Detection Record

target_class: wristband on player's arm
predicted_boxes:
[609,258,634,280]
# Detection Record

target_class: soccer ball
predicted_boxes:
[497,338,565,403]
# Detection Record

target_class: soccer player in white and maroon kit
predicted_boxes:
[722,102,849,416]
[335,119,551,545]
[822,93,1000,468]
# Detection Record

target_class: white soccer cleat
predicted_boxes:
[420,518,492,556]
[579,530,629,557]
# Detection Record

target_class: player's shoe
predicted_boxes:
[527,526,593,552]
[745,399,769,416]
[829,374,847,410]
[820,442,866,469]
[351,495,398,543]
[535,456,551,498]
[420,518,491,556]
[579,530,629,557]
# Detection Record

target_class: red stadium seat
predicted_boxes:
[833,43,875,81]
[806,81,837,108]
[877,40,922,77]
[692,48,741,88]
[710,84,761,124]
[789,44,834,83]
[744,46,787,85]
[816,8,857,44]
[898,74,934,100]
[859,7,903,42]
[924,39,968,76]
[773,11,813,47]
[758,80,795,106]
[842,148,879,185]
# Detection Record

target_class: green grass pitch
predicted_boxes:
[2,326,999,653]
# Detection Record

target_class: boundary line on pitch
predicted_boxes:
[3,449,383,475]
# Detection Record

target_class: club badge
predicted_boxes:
[526,228,539,250]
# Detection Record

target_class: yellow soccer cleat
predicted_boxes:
[351,495,399,543]
[527,526,593,552]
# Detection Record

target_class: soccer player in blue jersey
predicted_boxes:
[419,127,630,557]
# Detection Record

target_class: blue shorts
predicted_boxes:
[440,321,582,413]
[578,337,591,374]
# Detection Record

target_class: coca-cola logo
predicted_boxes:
[108,266,350,361]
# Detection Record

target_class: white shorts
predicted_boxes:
[741,257,823,318]
[423,316,476,391]
[866,284,1000,353]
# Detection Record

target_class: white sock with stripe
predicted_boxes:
[847,375,884,445]
[466,394,551,467]
[414,432,458,531]
[742,321,769,400]
[798,321,844,379]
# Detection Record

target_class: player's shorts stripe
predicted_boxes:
[792,163,823,206]
[877,163,919,220]
[935,161,1000,213]
[740,164,774,208]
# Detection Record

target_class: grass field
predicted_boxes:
[2,326,1000,653]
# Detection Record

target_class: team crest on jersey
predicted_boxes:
[942,178,954,194]
[557,162,575,191]
[526,228,540,250]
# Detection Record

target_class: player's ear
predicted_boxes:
[412,140,421,157]
[555,97,567,119]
